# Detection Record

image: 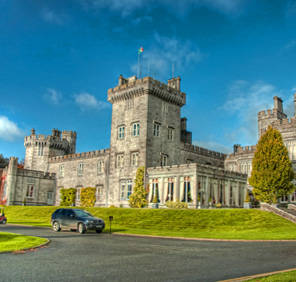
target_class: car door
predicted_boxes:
[63,209,77,229]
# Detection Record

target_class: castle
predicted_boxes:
[6,74,291,208]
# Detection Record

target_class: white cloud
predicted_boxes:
[0,116,24,141]
[193,140,232,154]
[41,9,66,25]
[78,0,246,17]
[221,80,295,146]
[44,88,62,105]
[74,93,109,110]
[284,40,296,50]
[131,33,202,79]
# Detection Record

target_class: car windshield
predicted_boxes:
[74,210,93,217]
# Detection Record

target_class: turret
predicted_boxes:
[24,128,77,172]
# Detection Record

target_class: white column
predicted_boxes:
[159,177,164,204]
[180,177,184,202]
[192,175,197,206]
[164,178,168,202]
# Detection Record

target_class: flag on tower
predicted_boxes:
[138,47,144,54]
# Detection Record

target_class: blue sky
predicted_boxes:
[1,0,296,159]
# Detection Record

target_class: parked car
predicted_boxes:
[0,208,7,224]
[51,208,105,234]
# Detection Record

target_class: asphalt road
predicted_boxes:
[1,224,296,282]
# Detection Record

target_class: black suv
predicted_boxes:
[51,208,105,234]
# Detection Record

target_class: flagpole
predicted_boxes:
[137,51,140,78]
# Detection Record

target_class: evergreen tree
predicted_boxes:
[129,166,148,208]
[249,126,295,204]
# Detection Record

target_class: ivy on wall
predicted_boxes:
[60,188,77,206]
[80,187,96,207]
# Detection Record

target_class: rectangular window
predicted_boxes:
[59,164,64,178]
[118,126,125,139]
[153,122,160,137]
[120,179,132,200]
[183,176,191,203]
[151,178,159,202]
[168,127,174,140]
[132,123,140,136]
[26,185,34,198]
[96,185,104,201]
[47,191,53,200]
[77,163,84,176]
[97,160,104,174]
[116,154,124,168]
[120,181,126,200]
[127,180,132,199]
[160,154,168,166]
[131,152,139,167]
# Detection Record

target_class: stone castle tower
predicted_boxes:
[24,128,76,172]
[107,75,188,203]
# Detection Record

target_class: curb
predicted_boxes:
[113,232,296,242]
[219,267,296,281]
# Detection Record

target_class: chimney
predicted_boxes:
[31,128,35,135]
[168,77,181,91]
[273,96,283,113]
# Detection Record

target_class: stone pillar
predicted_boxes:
[163,178,168,202]
[6,157,18,206]
[213,179,218,205]
[148,179,153,203]
[225,180,230,207]
[180,177,184,202]
[159,177,164,204]
[205,176,209,208]
[192,175,197,206]
[174,176,180,202]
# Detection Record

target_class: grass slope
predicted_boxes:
[0,232,48,253]
[2,206,296,240]
[248,270,296,281]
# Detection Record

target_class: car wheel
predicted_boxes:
[78,223,86,234]
[95,229,102,233]
[2,219,6,224]
[52,221,61,232]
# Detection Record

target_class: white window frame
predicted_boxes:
[97,160,104,174]
[168,127,174,141]
[118,126,125,139]
[77,163,84,176]
[96,185,104,201]
[131,152,139,167]
[132,122,140,137]
[116,154,124,168]
[120,179,133,200]
[26,185,34,198]
[59,164,64,178]
[160,154,168,166]
[153,122,160,137]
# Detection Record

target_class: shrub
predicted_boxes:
[166,201,188,209]
[216,203,222,208]
[80,187,96,207]
[60,188,76,206]
[129,167,148,208]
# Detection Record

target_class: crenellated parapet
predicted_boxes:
[48,148,110,163]
[182,143,226,160]
[16,168,56,180]
[107,76,186,106]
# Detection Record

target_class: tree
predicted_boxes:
[129,166,148,208]
[0,154,8,169]
[249,126,295,204]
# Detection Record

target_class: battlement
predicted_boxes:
[227,145,256,160]
[16,168,56,180]
[270,116,296,128]
[48,148,110,163]
[182,143,226,160]
[108,76,186,106]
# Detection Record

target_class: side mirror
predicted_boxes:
[70,214,75,218]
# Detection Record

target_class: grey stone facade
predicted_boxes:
[1,75,247,207]
[225,95,296,202]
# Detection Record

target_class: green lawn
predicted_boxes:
[247,270,296,281]
[0,232,48,253]
[2,206,296,240]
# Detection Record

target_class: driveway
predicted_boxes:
[1,224,296,282]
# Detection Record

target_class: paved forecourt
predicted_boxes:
[1,224,296,282]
